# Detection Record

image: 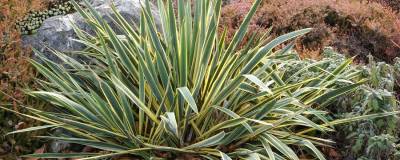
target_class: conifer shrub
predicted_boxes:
[220,0,400,62]
[371,0,400,12]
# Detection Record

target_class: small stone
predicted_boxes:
[49,140,70,153]
[14,122,26,130]
[7,120,12,126]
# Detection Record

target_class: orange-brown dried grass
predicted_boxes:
[0,1,50,158]
[0,0,47,102]
[370,0,400,12]
[221,0,400,62]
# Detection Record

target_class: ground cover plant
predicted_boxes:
[280,47,400,159]
[332,55,400,160]
[3,0,399,159]
[0,0,50,159]
[15,1,76,35]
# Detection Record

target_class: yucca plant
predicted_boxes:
[3,0,398,159]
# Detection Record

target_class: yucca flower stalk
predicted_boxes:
[3,0,398,159]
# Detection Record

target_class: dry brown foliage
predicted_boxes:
[221,0,400,62]
[370,0,400,12]
[0,0,49,159]
[0,0,47,101]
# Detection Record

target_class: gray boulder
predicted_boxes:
[22,0,161,62]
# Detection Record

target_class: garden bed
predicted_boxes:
[0,0,399,159]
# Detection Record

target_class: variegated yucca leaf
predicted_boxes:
[3,0,398,159]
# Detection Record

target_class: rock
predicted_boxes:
[47,128,70,153]
[22,0,161,153]
[47,128,85,153]
[22,0,161,63]
[48,139,71,153]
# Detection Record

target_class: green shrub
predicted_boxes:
[331,53,400,159]
[2,0,397,159]
[280,47,400,159]
[221,0,400,62]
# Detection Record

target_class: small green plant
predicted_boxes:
[15,1,75,35]
[299,48,399,159]
[332,53,400,159]
[2,0,398,159]
[281,48,400,159]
